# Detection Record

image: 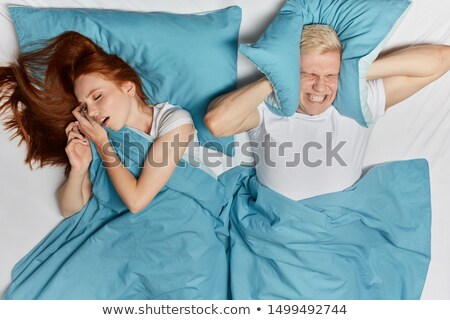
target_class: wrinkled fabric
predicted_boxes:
[4,125,432,299]
[239,0,411,126]
[9,5,242,156]
[220,159,431,299]
[4,127,229,299]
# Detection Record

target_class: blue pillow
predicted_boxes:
[9,5,242,156]
[239,0,411,126]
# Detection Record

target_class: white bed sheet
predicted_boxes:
[0,0,448,299]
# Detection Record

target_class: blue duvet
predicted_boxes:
[4,126,431,299]
[220,160,431,299]
[4,127,229,299]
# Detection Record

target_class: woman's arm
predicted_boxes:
[72,103,194,214]
[366,45,450,109]
[90,124,194,214]
[57,170,92,218]
[204,77,273,137]
[57,121,93,218]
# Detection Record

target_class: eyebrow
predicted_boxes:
[76,88,100,104]
[84,88,100,100]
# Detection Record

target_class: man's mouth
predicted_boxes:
[307,94,327,103]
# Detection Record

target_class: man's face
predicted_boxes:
[298,49,341,115]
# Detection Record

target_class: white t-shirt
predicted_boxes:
[248,79,386,200]
[150,102,194,139]
[130,102,218,178]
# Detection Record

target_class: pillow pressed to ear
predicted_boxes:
[9,6,242,156]
[239,0,411,126]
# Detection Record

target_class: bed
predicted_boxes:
[0,0,449,299]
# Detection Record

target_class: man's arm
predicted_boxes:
[366,45,450,110]
[204,77,273,137]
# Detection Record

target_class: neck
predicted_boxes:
[127,99,153,134]
[296,105,311,115]
[296,104,331,116]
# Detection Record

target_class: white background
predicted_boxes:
[0,0,449,299]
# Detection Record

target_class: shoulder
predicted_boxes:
[153,102,194,138]
[365,79,386,125]
[248,101,270,136]
[154,102,192,121]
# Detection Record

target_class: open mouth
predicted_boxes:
[99,116,110,126]
[307,94,327,103]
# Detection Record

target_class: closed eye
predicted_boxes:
[301,72,339,82]
[300,72,317,80]
[94,94,102,101]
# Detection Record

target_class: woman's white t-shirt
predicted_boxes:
[150,102,194,139]
[131,102,217,178]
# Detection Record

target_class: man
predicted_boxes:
[204,25,450,200]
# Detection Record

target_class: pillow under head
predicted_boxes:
[9,5,242,155]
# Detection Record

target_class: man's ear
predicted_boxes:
[121,81,136,96]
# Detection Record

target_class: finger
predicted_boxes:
[72,108,83,121]
[72,109,91,127]
[66,136,89,147]
[72,124,83,136]
[80,104,88,114]
[76,103,91,120]
[73,103,84,113]
[73,104,96,126]
[72,103,88,119]
[82,111,97,126]
[65,122,78,136]
[67,131,87,143]
[76,125,90,140]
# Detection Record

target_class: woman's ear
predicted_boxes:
[121,81,136,96]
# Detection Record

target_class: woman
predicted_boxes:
[1,31,195,217]
[0,31,228,299]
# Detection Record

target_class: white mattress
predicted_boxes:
[0,0,449,299]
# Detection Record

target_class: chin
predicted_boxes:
[300,104,329,115]
[112,124,124,131]
[300,94,334,115]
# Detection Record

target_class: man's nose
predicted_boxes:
[312,76,327,92]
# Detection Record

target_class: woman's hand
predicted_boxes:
[72,104,109,147]
[65,121,92,174]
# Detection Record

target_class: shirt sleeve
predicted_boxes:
[247,101,265,136]
[157,105,194,138]
[366,79,386,125]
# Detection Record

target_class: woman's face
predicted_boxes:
[73,73,135,131]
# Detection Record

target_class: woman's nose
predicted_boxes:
[87,104,99,118]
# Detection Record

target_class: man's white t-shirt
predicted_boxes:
[248,79,386,201]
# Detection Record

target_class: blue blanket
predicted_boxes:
[4,127,229,299]
[220,160,431,299]
[4,125,431,299]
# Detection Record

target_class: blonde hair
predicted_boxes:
[301,24,342,55]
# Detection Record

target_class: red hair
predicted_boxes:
[0,31,148,175]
